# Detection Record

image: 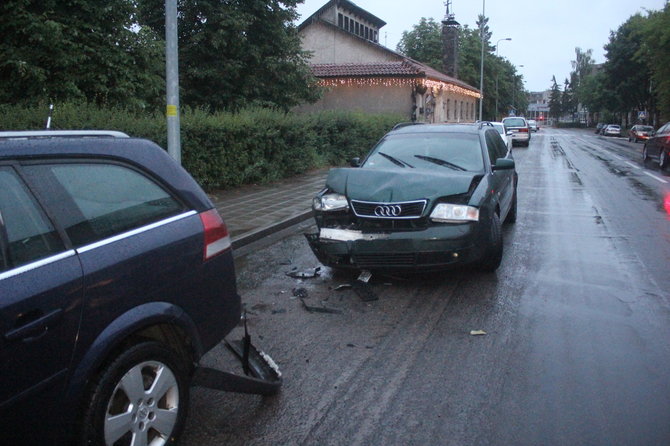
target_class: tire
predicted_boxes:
[505,189,517,224]
[660,150,668,169]
[642,145,649,162]
[478,213,503,272]
[80,341,190,446]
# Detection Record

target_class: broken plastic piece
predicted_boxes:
[300,298,342,314]
[352,281,378,302]
[292,287,308,299]
[286,266,322,279]
[357,270,372,283]
[470,330,487,336]
[333,284,353,291]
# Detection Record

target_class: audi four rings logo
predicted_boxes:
[374,205,402,217]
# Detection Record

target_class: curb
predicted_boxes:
[231,209,314,250]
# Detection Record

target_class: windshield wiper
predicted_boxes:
[378,152,414,168]
[414,155,466,171]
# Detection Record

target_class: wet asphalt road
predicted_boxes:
[182,128,670,446]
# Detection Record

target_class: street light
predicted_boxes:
[494,38,511,121]
[478,0,485,121]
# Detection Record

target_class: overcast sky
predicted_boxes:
[295,0,667,92]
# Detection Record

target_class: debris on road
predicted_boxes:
[357,270,372,283]
[332,284,353,291]
[470,330,487,336]
[292,287,309,299]
[300,298,342,314]
[352,281,378,302]
[286,266,321,279]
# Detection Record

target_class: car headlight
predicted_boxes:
[430,203,479,223]
[313,193,349,211]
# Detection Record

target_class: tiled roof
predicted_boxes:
[311,61,422,77]
[310,59,480,93]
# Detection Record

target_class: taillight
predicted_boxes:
[519,128,529,133]
[199,209,231,260]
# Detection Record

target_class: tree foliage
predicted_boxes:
[396,15,527,121]
[548,76,562,119]
[137,0,320,111]
[0,0,164,108]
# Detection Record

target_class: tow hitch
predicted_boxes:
[192,316,282,396]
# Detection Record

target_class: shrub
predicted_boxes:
[0,102,402,190]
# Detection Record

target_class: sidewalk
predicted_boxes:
[208,168,330,249]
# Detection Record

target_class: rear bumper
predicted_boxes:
[306,224,486,271]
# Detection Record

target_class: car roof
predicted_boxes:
[389,123,486,135]
[0,130,129,139]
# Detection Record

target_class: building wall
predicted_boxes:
[295,84,412,117]
[300,21,398,64]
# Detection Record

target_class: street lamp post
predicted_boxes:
[478,0,485,121]
[494,38,511,121]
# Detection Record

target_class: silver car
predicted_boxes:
[491,121,513,150]
[502,117,531,147]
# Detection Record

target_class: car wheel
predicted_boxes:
[642,145,649,162]
[80,341,190,446]
[660,150,668,169]
[478,213,503,272]
[505,189,517,224]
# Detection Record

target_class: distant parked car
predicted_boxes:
[502,116,531,147]
[595,123,606,134]
[643,121,670,168]
[527,119,539,132]
[628,125,654,143]
[603,124,622,137]
[491,121,513,150]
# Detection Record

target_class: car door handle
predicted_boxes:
[4,308,64,342]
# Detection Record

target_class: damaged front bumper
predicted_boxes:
[306,223,485,271]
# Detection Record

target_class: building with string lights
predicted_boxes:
[296,0,481,123]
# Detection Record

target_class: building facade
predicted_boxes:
[296,0,481,123]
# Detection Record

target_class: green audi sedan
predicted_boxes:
[306,122,518,272]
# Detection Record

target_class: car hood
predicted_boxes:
[325,167,479,202]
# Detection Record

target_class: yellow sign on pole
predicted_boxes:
[166,105,178,117]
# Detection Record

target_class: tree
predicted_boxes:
[549,76,562,120]
[0,0,164,108]
[396,18,443,70]
[137,0,319,111]
[639,3,670,122]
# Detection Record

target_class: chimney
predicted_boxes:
[442,1,459,78]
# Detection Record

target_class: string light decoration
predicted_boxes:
[317,77,481,99]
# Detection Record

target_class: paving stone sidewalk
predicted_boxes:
[207,168,329,249]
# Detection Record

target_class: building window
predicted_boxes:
[461,101,464,120]
[365,26,369,40]
[338,13,343,28]
[447,99,451,120]
[355,22,359,35]
[344,16,349,31]
[374,31,378,42]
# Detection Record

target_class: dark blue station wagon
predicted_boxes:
[0,132,241,445]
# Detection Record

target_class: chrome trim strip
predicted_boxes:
[76,211,198,254]
[350,199,427,219]
[0,250,77,281]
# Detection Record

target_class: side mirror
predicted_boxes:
[350,157,361,167]
[506,131,513,136]
[493,158,515,171]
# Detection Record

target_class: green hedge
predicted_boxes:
[0,103,403,190]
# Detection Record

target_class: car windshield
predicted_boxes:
[363,132,484,172]
[638,126,654,131]
[503,118,526,127]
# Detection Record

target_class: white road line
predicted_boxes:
[642,171,669,184]
[625,161,640,169]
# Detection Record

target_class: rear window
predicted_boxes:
[0,167,65,272]
[364,132,484,172]
[25,163,185,247]
[503,118,526,127]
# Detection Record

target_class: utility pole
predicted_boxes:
[478,0,485,121]
[166,0,181,164]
